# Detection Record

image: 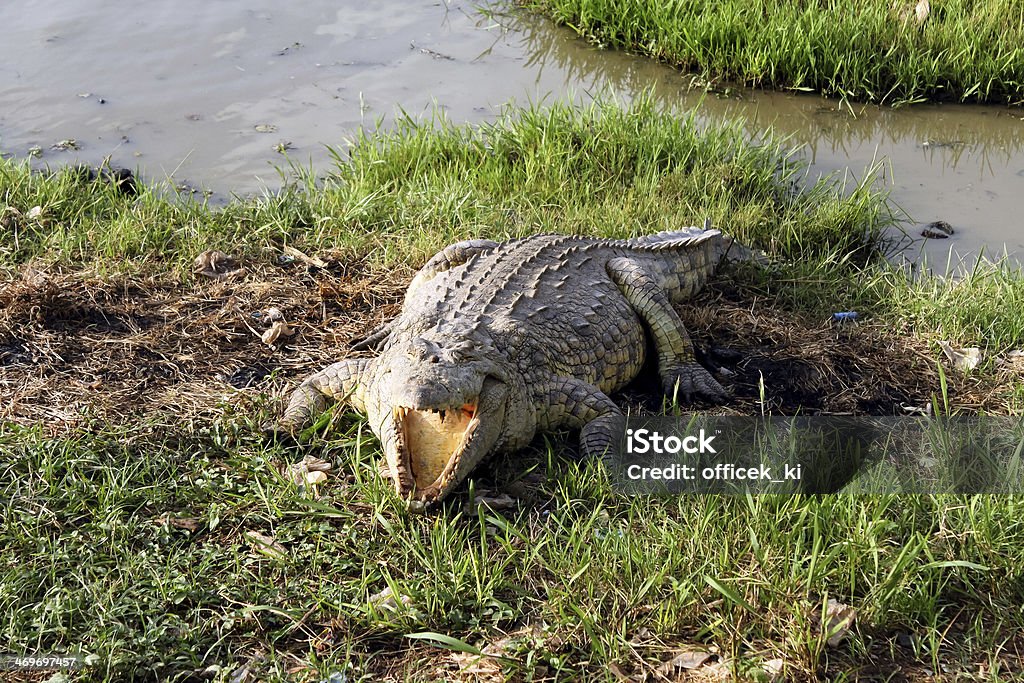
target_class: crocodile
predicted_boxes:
[277,225,736,507]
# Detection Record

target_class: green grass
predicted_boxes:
[3,98,1024,680]
[514,0,1024,105]
[3,424,1024,681]
[0,97,894,272]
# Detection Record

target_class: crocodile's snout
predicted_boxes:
[392,384,470,413]
[376,374,509,505]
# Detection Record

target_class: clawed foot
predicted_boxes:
[261,419,300,446]
[664,363,729,404]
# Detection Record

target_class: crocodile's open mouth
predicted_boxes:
[393,402,479,500]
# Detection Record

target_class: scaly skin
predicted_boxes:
[278,226,734,507]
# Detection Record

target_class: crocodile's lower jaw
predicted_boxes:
[394,403,479,500]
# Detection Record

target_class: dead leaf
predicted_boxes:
[0,206,21,229]
[938,341,983,371]
[473,492,517,511]
[915,0,930,24]
[763,658,785,679]
[265,307,285,322]
[657,648,715,674]
[254,124,277,133]
[193,250,242,279]
[452,650,504,680]
[305,470,328,485]
[155,514,202,532]
[901,402,932,416]
[21,265,48,287]
[285,455,332,485]
[245,531,287,560]
[27,206,43,219]
[628,627,652,644]
[282,244,328,269]
[228,664,252,683]
[824,598,856,647]
[368,586,412,611]
[305,457,332,473]
[261,320,292,345]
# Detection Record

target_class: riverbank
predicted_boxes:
[2,100,1023,680]
[517,0,1024,105]
[3,98,1022,371]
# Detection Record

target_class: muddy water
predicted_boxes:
[1,1,1022,267]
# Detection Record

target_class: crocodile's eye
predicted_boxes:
[449,340,481,361]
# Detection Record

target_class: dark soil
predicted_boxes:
[0,258,409,429]
[682,281,940,416]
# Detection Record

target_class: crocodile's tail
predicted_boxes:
[625,220,766,301]
[625,223,721,251]
[627,219,766,266]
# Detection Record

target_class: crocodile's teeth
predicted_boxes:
[390,407,415,496]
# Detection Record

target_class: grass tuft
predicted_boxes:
[514,0,1024,105]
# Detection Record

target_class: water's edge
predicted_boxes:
[1,1,1021,265]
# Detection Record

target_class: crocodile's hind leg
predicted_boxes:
[276,359,371,434]
[538,377,626,458]
[352,319,395,351]
[607,257,728,403]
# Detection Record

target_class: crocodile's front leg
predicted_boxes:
[278,359,371,434]
[538,377,625,458]
[606,257,728,403]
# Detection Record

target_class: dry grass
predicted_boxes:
[0,256,408,432]
[682,278,1012,416]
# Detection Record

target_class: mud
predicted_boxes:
[0,260,1007,434]
[0,2,1021,266]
